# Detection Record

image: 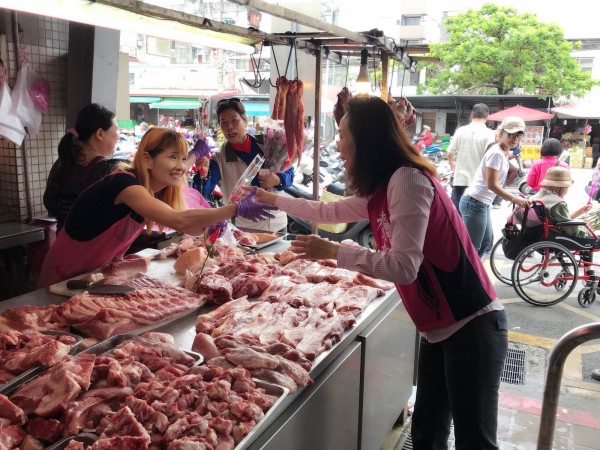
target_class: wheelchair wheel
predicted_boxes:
[490,238,513,285]
[511,241,578,306]
[578,288,596,308]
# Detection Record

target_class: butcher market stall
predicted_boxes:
[0,239,416,450]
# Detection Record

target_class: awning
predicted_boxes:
[149,99,200,110]
[117,120,138,128]
[487,105,553,122]
[551,103,600,119]
[243,102,270,117]
[130,96,161,104]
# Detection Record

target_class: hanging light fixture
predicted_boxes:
[355,48,370,95]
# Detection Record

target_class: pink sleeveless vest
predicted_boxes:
[368,170,497,332]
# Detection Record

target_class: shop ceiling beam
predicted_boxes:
[92,0,343,63]
[228,0,413,68]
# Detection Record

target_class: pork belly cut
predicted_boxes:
[295,312,356,359]
[3,338,71,374]
[63,387,134,436]
[251,369,297,393]
[354,272,395,291]
[0,305,65,333]
[334,284,384,316]
[114,338,196,371]
[11,354,96,416]
[89,436,148,450]
[140,332,176,346]
[195,297,253,334]
[230,273,271,299]
[222,347,279,370]
[101,254,149,277]
[0,394,26,425]
[191,273,233,305]
[273,355,311,388]
[258,275,301,302]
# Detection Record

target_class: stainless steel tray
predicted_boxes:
[45,432,98,450]
[238,229,288,251]
[235,380,288,450]
[0,330,83,395]
[80,334,204,367]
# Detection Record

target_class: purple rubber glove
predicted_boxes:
[235,187,278,222]
[190,139,211,160]
[208,220,228,238]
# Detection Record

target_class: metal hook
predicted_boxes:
[268,40,282,87]
[242,41,265,88]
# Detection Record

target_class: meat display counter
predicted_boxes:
[0,239,416,450]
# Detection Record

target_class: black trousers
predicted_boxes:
[411,310,508,450]
[451,186,468,212]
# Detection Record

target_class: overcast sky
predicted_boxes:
[330,0,596,40]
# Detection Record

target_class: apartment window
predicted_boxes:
[577,57,594,73]
[401,15,422,26]
[146,36,171,57]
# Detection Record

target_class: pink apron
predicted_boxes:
[39,213,144,288]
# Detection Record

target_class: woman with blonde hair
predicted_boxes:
[39,127,275,287]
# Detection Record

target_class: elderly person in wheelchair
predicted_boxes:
[505,166,600,309]
[525,166,592,236]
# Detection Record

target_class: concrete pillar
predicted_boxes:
[67,23,119,124]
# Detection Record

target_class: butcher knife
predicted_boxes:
[66,279,135,295]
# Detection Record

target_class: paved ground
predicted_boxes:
[382,167,600,450]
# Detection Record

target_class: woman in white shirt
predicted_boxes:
[459,116,531,256]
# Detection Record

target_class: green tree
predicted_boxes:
[421,4,597,97]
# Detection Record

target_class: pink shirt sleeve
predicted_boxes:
[275,193,370,223]
[276,167,434,285]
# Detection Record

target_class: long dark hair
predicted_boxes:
[57,103,115,166]
[345,96,437,197]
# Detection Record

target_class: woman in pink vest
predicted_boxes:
[39,127,275,287]
[251,96,507,450]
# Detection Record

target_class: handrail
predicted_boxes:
[537,322,600,450]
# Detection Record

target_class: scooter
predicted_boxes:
[413,136,442,164]
[284,182,375,249]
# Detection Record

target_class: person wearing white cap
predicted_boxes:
[459,116,532,256]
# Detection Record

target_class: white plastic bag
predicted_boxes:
[11,62,42,137]
[0,67,25,145]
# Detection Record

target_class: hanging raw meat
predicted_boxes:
[393,97,416,128]
[271,76,290,121]
[333,87,352,127]
[294,80,305,165]
[284,80,299,166]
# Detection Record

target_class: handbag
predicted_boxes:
[501,204,544,260]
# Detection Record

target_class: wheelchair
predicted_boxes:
[490,200,600,308]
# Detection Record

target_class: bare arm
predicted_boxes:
[485,167,529,208]
[117,185,236,235]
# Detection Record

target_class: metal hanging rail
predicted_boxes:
[537,322,600,450]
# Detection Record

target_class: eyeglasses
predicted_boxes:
[504,131,523,139]
[217,97,242,106]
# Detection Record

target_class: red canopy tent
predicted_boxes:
[487,104,553,121]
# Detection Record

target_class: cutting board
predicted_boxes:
[49,249,185,297]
